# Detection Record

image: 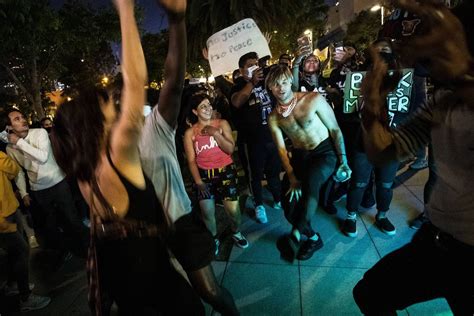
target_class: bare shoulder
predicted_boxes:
[298,91,320,104]
[268,110,279,126]
[184,125,194,138]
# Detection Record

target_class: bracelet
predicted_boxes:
[338,153,346,156]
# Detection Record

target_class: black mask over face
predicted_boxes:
[44,127,52,134]
[379,52,397,68]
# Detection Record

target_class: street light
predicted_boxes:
[370,4,385,25]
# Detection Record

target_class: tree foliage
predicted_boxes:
[0,0,120,119]
[343,9,382,53]
[186,0,328,75]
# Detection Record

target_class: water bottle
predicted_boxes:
[333,165,349,182]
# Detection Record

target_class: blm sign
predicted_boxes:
[343,69,414,114]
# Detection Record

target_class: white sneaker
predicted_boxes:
[232,232,249,249]
[5,282,35,296]
[255,205,268,224]
[20,294,51,312]
[410,158,428,170]
[273,201,283,210]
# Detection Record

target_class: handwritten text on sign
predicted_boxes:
[343,69,414,114]
[206,19,271,77]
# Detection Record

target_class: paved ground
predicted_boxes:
[0,165,453,315]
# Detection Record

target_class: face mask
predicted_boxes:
[44,127,52,134]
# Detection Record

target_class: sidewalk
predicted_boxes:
[0,166,453,315]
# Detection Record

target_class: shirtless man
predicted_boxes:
[267,64,351,261]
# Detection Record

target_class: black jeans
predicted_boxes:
[0,212,30,300]
[353,222,474,315]
[346,150,399,213]
[31,179,89,257]
[247,140,282,206]
[282,138,337,237]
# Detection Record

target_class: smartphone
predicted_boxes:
[297,35,310,47]
[0,130,8,143]
[247,65,259,78]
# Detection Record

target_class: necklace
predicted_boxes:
[277,95,297,118]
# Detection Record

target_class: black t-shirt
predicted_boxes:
[230,77,274,144]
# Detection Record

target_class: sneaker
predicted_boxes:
[375,217,397,235]
[273,201,283,210]
[342,218,357,237]
[409,212,429,230]
[255,205,268,224]
[276,234,301,263]
[297,234,324,260]
[410,158,428,170]
[5,283,35,296]
[245,196,255,209]
[214,238,220,256]
[232,232,249,249]
[20,294,51,312]
[29,235,40,249]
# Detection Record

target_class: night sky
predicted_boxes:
[50,0,167,33]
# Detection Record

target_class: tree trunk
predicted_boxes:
[31,57,45,120]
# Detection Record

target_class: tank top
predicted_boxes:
[88,148,169,315]
[193,120,233,170]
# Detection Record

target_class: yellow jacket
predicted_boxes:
[0,151,20,233]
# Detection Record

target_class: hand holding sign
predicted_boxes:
[206,19,271,77]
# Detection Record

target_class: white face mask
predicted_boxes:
[143,105,152,117]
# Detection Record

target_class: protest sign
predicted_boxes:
[206,18,271,77]
[343,69,414,115]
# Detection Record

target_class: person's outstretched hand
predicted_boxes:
[394,0,472,80]
[157,0,186,20]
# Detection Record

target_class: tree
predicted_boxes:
[343,9,382,53]
[142,31,168,86]
[0,0,60,119]
[0,0,120,119]
[186,0,328,71]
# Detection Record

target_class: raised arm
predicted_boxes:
[110,0,147,163]
[156,0,187,127]
[11,129,50,164]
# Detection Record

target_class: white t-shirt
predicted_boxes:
[138,107,192,226]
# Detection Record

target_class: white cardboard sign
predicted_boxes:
[206,18,271,77]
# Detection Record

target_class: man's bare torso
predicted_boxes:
[271,92,329,150]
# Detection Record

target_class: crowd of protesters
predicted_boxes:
[1,0,473,314]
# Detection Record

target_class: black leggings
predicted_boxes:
[282,138,337,237]
[346,150,398,213]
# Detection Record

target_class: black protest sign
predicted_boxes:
[343,69,414,114]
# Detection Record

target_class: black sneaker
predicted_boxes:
[297,234,324,260]
[375,217,396,235]
[232,232,249,249]
[276,234,301,263]
[342,218,357,237]
[409,212,429,230]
